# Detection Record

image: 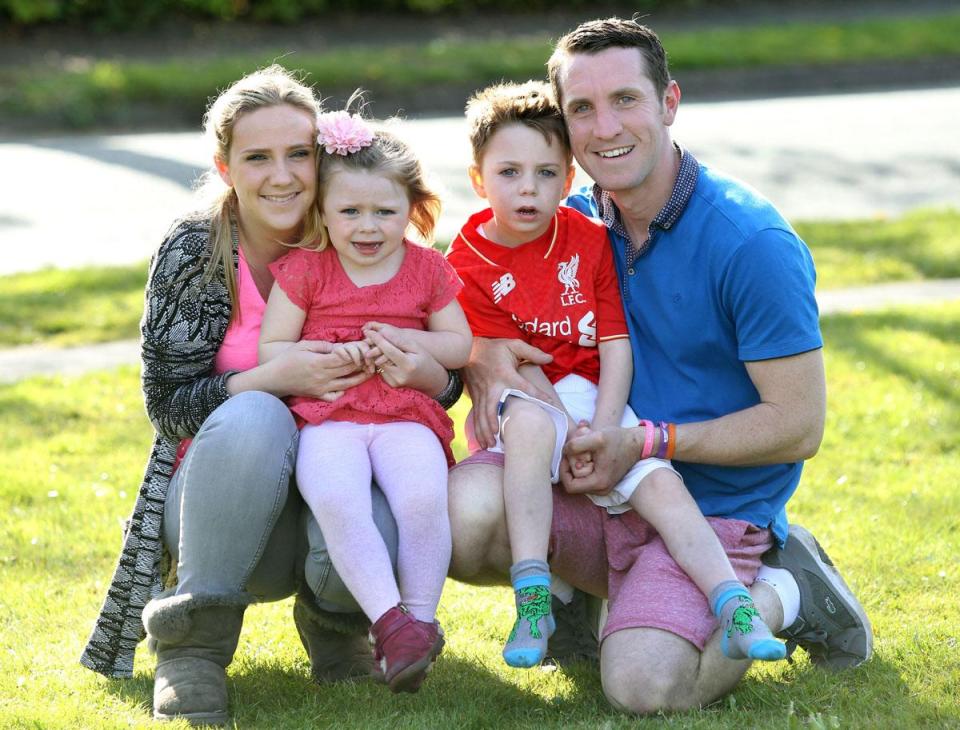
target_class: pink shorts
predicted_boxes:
[451,450,774,651]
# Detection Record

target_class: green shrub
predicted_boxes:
[1,0,672,28]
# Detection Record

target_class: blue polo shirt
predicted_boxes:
[567,149,821,545]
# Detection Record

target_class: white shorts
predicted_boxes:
[468,373,681,514]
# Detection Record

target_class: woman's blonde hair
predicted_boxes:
[191,64,322,320]
[309,125,442,250]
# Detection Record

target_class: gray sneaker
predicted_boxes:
[763,524,873,670]
[542,590,601,669]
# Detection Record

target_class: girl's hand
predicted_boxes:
[332,340,372,370]
[272,339,371,401]
[363,323,448,394]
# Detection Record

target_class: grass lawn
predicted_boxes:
[1,208,957,349]
[1,301,958,727]
[3,12,959,130]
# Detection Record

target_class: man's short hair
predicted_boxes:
[548,17,671,108]
[466,80,571,166]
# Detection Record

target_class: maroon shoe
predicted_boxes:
[368,604,444,693]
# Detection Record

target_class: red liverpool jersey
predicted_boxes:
[447,206,628,385]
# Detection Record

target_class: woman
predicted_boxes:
[79,65,461,726]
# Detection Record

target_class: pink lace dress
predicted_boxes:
[269,241,462,464]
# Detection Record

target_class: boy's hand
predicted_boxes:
[566,420,594,477]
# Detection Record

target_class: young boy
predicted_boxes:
[446,81,786,669]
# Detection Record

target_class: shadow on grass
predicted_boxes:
[823,307,960,409]
[799,209,960,284]
[100,653,608,727]
[98,651,945,726]
[728,654,941,725]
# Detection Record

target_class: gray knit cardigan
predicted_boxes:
[79,218,461,677]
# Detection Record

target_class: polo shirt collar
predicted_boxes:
[592,144,700,254]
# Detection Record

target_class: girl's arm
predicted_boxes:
[259,282,308,363]
[592,338,633,431]
[365,299,473,371]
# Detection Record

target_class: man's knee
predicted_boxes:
[600,628,701,715]
[603,666,698,715]
[447,464,508,582]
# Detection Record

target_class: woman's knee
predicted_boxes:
[195,391,297,476]
[210,391,296,443]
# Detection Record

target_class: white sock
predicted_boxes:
[756,565,801,631]
[550,574,575,604]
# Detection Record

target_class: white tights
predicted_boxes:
[297,420,451,623]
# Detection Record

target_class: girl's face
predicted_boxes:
[216,104,317,244]
[321,168,411,276]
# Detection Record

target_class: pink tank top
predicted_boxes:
[214,245,266,373]
[175,246,266,469]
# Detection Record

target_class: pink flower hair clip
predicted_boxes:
[316,110,374,155]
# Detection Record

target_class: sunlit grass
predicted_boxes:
[2,208,958,349]
[1,301,958,727]
[3,13,959,130]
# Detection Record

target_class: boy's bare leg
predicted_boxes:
[500,399,555,562]
[628,469,784,661]
[601,582,783,715]
[500,399,557,667]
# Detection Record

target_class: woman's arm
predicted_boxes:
[140,223,237,440]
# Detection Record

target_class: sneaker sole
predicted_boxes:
[774,525,873,669]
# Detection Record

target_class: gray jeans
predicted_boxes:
[163,391,398,612]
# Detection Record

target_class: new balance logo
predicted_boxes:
[492,273,516,303]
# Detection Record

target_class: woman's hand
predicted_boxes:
[363,322,448,395]
[230,339,371,402]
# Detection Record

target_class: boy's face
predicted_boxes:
[469,123,575,248]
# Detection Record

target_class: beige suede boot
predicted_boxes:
[144,593,249,726]
[292,586,374,683]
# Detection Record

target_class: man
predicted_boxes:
[447,17,871,714]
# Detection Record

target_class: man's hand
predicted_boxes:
[463,338,553,449]
[561,425,641,495]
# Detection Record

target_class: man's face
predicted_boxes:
[557,46,679,195]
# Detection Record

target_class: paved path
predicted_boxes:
[3,278,959,384]
[2,87,958,275]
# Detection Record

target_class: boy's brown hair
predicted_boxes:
[465,80,571,166]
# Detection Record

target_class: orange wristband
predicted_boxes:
[665,422,677,460]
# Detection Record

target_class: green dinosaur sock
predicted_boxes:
[503,560,555,669]
[710,580,786,662]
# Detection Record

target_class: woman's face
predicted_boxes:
[217,104,317,244]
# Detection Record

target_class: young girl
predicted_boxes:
[259,112,472,694]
